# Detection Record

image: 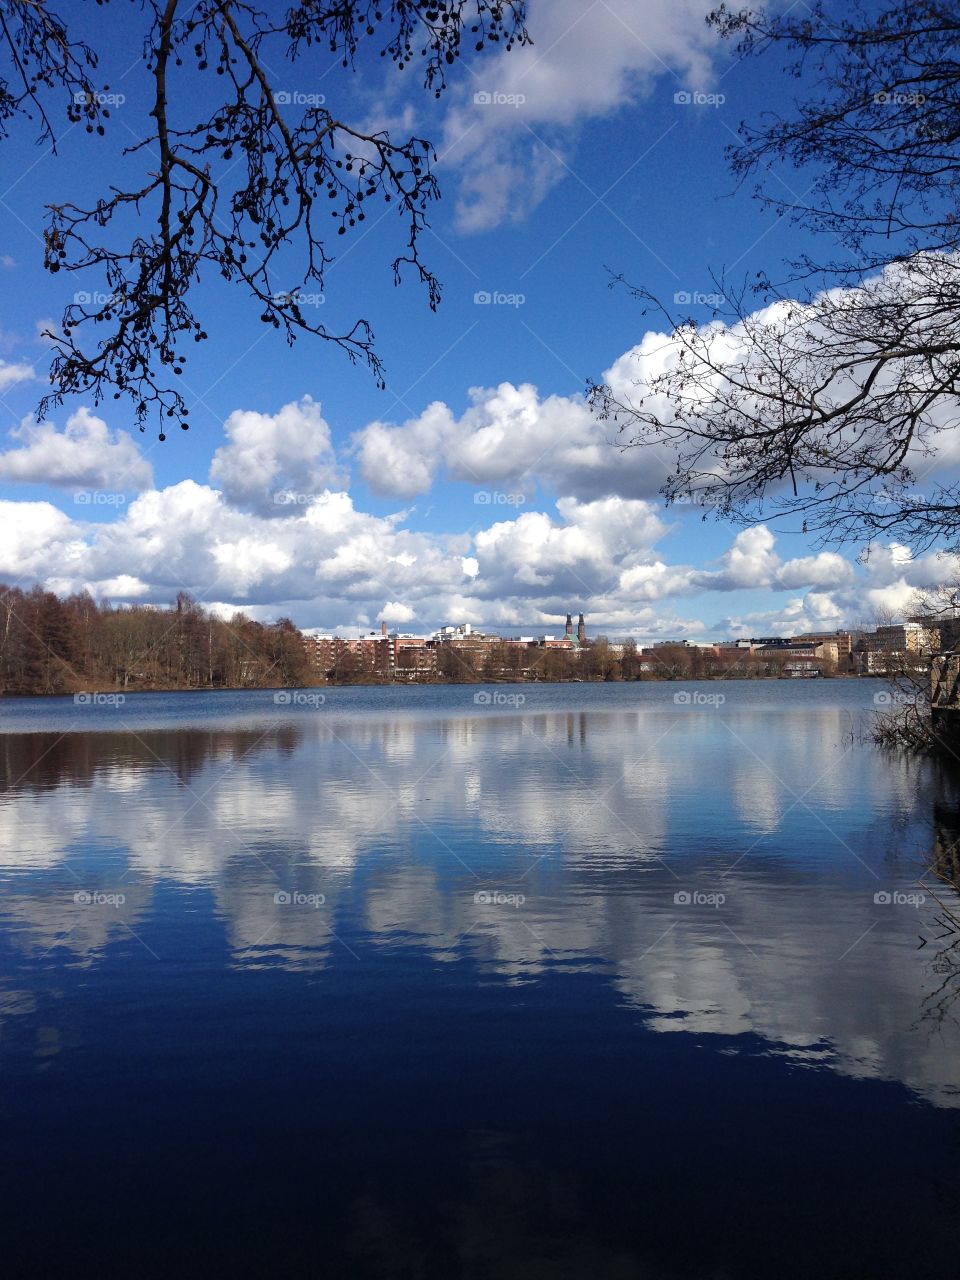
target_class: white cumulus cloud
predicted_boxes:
[0,359,35,391]
[0,408,152,493]
[353,380,671,503]
[209,396,345,516]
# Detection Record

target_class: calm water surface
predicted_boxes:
[1,681,958,1278]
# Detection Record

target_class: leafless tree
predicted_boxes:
[591,2,960,550]
[1,1,529,437]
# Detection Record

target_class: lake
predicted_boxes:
[1,680,958,1278]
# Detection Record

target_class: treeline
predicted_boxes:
[626,643,839,681]
[0,585,313,696]
[0,582,844,698]
[432,640,640,683]
[431,641,838,684]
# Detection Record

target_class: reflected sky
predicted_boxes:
[1,683,959,1277]
[0,684,956,1097]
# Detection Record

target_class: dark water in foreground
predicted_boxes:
[1,681,958,1278]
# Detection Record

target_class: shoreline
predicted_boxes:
[0,671,880,701]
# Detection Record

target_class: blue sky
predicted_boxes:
[0,0,953,638]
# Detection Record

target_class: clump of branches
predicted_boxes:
[870,583,960,754]
[710,1,960,271]
[591,1,960,551]
[2,1,529,438]
[0,0,101,145]
[592,255,960,549]
[869,657,939,752]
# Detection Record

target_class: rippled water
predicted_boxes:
[1,681,958,1277]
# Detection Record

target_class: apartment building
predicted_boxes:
[862,623,940,655]
[791,631,855,660]
[757,640,839,668]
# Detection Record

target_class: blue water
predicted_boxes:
[0,681,958,1277]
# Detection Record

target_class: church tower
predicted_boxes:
[565,613,573,638]
[577,613,586,644]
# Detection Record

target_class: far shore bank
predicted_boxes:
[0,671,885,700]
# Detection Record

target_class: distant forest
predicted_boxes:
[0,585,313,696]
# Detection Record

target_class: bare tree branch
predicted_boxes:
[2,1,530,437]
[594,2,960,550]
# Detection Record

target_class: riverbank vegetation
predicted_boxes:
[0,584,313,695]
